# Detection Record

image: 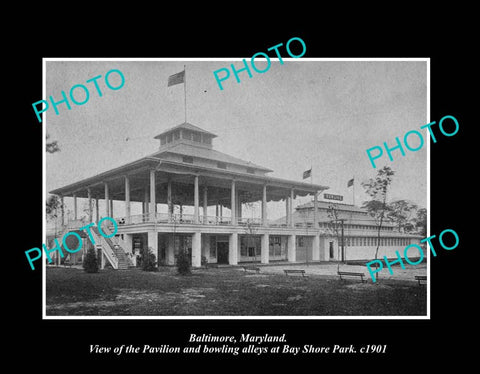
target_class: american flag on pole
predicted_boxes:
[303,168,312,179]
[168,70,185,87]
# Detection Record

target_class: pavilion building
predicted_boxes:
[49,122,330,269]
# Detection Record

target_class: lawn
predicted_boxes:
[45,266,427,316]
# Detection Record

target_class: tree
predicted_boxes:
[138,247,157,271]
[387,199,418,233]
[413,208,427,236]
[361,166,395,261]
[326,203,344,263]
[83,248,99,273]
[46,133,60,153]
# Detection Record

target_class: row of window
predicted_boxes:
[181,155,255,174]
[320,222,394,231]
[160,130,212,145]
[345,237,411,247]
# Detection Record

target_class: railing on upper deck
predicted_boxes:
[113,214,317,229]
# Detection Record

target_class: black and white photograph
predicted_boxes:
[13,19,471,369]
[43,59,428,318]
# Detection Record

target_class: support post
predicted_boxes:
[288,234,296,262]
[261,234,269,264]
[104,183,110,217]
[229,232,238,265]
[87,188,92,223]
[192,232,201,267]
[149,169,156,219]
[167,179,173,221]
[73,194,77,220]
[125,176,130,224]
[262,184,267,226]
[231,180,236,225]
[194,175,199,224]
[203,185,208,223]
[312,235,320,261]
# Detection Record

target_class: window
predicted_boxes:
[202,136,212,145]
[297,237,305,247]
[246,167,255,174]
[161,136,166,145]
[167,133,173,143]
[182,156,193,164]
[217,162,227,169]
[193,132,201,142]
[174,130,180,140]
[182,130,191,140]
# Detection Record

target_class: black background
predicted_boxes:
[12,11,472,369]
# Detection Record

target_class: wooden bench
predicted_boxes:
[63,261,73,268]
[415,275,427,285]
[206,263,219,269]
[284,269,307,278]
[243,266,260,274]
[338,271,365,283]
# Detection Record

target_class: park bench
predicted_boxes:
[205,263,219,269]
[243,266,260,274]
[415,275,427,285]
[284,269,308,278]
[337,271,365,283]
[63,261,73,268]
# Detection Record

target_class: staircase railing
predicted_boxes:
[90,226,119,269]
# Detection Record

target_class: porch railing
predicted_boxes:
[114,214,313,228]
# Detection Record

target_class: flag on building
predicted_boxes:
[167,70,185,87]
[303,168,312,179]
[347,178,354,187]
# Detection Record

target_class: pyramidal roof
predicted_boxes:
[154,122,217,139]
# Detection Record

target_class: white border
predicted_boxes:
[42,57,430,320]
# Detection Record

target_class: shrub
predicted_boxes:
[83,248,99,273]
[138,247,157,271]
[176,249,191,275]
[201,255,208,267]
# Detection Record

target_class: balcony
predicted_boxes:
[114,213,314,229]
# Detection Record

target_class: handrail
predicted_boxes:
[91,227,119,269]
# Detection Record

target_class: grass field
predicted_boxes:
[45,266,427,316]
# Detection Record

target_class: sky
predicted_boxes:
[45,58,428,222]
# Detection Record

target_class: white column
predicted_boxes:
[73,194,77,220]
[203,186,208,223]
[262,184,267,226]
[194,175,199,224]
[104,183,110,217]
[192,232,201,267]
[87,188,92,223]
[229,232,238,265]
[125,176,131,224]
[288,234,296,262]
[149,169,156,218]
[289,188,294,228]
[167,180,173,221]
[285,197,289,226]
[261,233,269,264]
[312,235,320,261]
[60,195,65,226]
[313,191,318,229]
[95,198,99,223]
[231,180,236,225]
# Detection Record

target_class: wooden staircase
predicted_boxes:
[91,226,130,270]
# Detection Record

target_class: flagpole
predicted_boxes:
[352,175,355,206]
[184,65,187,123]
